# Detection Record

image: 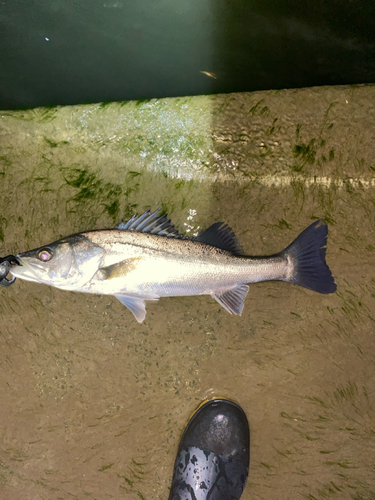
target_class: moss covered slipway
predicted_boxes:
[0,85,374,500]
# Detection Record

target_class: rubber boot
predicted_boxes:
[168,398,250,500]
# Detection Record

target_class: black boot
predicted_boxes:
[168,398,250,500]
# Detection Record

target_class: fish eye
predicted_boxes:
[38,249,53,262]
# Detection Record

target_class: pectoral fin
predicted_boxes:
[99,257,142,280]
[114,294,159,323]
[211,284,249,315]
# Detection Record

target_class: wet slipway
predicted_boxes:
[0,85,374,499]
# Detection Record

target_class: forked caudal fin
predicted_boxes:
[281,220,336,294]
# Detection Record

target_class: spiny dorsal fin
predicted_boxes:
[211,284,249,315]
[194,222,244,254]
[116,208,181,238]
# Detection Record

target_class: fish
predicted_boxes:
[10,208,336,322]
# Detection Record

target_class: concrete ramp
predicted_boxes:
[0,85,374,499]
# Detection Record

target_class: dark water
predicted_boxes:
[1,0,374,109]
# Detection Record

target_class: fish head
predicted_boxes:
[12,235,105,290]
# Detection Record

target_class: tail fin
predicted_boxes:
[281,220,336,294]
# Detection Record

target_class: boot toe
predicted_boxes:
[180,399,250,469]
[169,398,250,500]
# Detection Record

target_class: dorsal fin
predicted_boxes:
[194,222,244,254]
[116,208,181,238]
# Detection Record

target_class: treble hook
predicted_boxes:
[0,255,20,287]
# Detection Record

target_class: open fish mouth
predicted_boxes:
[18,258,46,271]
[10,256,46,282]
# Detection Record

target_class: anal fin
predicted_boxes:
[212,284,249,315]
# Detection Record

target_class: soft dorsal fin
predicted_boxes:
[116,208,181,238]
[194,222,244,255]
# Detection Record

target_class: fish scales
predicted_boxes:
[82,229,288,297]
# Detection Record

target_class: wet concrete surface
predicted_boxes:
[0,85,374,499]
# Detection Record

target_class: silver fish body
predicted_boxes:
[10,209,336,322]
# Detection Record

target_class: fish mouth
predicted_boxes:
[10,256,47,283]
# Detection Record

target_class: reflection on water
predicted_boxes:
[0,86,374,499]
[1,0,374,108]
